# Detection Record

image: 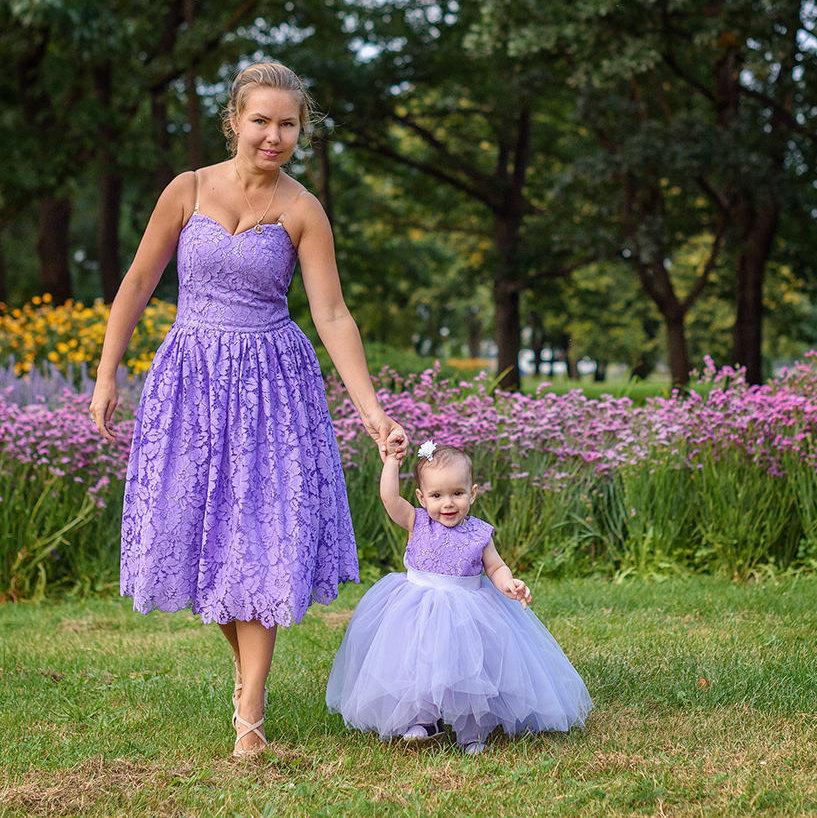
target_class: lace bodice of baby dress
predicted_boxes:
[404,507,494,577]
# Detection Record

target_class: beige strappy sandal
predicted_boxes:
[233,708,267,759]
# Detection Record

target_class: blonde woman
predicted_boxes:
[89,61,408,758]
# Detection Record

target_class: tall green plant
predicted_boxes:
[694,452,801,579]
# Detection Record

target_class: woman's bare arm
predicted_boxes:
[296,191,382,422]
[89,172,192,441]
[95,172,192,381]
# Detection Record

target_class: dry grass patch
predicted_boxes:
[0,755,196,817]
[316,609,354,628]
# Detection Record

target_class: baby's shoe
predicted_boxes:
[462,740,486,755]
[402,719,444,743]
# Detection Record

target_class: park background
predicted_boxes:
[1,1,817,816]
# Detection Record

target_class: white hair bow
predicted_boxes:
[417,440,437,461]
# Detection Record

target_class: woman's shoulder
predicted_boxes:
[155,170,197,209]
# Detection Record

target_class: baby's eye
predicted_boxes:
[430,494,439,498]
[455,491,464,495]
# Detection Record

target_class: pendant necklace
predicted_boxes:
[233,159,280,234]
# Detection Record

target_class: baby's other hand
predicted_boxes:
[501,577,532,608]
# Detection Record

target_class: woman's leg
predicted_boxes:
[233,620,277,750]
[218,622,241,668]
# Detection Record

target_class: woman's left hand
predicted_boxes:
[363,407,410,463]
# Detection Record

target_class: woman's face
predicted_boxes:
[231,86,302,169]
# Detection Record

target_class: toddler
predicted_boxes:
[326,439,592,753]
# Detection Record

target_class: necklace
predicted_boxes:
[233,159,281,234]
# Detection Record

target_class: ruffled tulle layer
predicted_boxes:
[326,569,592,742]
[120,318,358,629]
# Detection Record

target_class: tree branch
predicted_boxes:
[680,221,725,313]
[388,111,496,189]
[342,132,498,209]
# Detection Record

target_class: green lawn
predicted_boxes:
[1,576,815,817]
[520,375,695,403]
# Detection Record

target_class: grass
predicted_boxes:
[520,375,689,403]
[1,575,816,817]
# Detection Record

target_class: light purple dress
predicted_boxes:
[326,507,592,745]
[120,187,358,629]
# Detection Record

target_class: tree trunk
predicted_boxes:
[493,208,524,389]
[183,0,203,170]
[98,167,122,303]
[37,196,72,303]
[152,2,183,193]
[466,305,482,359]
[152,90,175,193]
[93,60,123,303]
[493,278,520,389]
[0,224,7,303]
[528,309,545,375]
[732,199,779,384]
[566,341,579,380]
[594,360,608,382]
[665,310,690,388]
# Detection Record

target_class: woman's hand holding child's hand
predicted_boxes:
[385,438,406,462]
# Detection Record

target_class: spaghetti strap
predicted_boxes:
[193,170,200,213]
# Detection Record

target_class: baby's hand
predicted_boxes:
[500,577,532,608]
[385,439,406,461]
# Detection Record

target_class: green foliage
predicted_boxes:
[4,438,817,601]
[310,340,482,382]
[693,451,802,579]
[0,457,111,601]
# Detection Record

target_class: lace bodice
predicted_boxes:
[174,170,301,332]
[404,507,494,577]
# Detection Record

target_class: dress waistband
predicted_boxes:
[406,566,482,591]
[172,314,293,333]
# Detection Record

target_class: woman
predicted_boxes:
[89,61,409,758]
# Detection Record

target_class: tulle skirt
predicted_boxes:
[326,567,592,743]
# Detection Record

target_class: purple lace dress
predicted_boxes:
[120,179,358,628]
[326,507,592,745]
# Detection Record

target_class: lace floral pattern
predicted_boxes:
[120,212,359,629]
[404,507,494,577]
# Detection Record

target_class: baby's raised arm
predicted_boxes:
[379,444,415,531]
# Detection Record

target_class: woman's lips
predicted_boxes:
[261,149,280,158]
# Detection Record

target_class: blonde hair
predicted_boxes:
[220,61,320,155]
[413,444,474,491]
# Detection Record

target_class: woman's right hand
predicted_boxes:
[89,375,119,442]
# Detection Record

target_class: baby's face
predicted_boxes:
[415,462,477,527]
